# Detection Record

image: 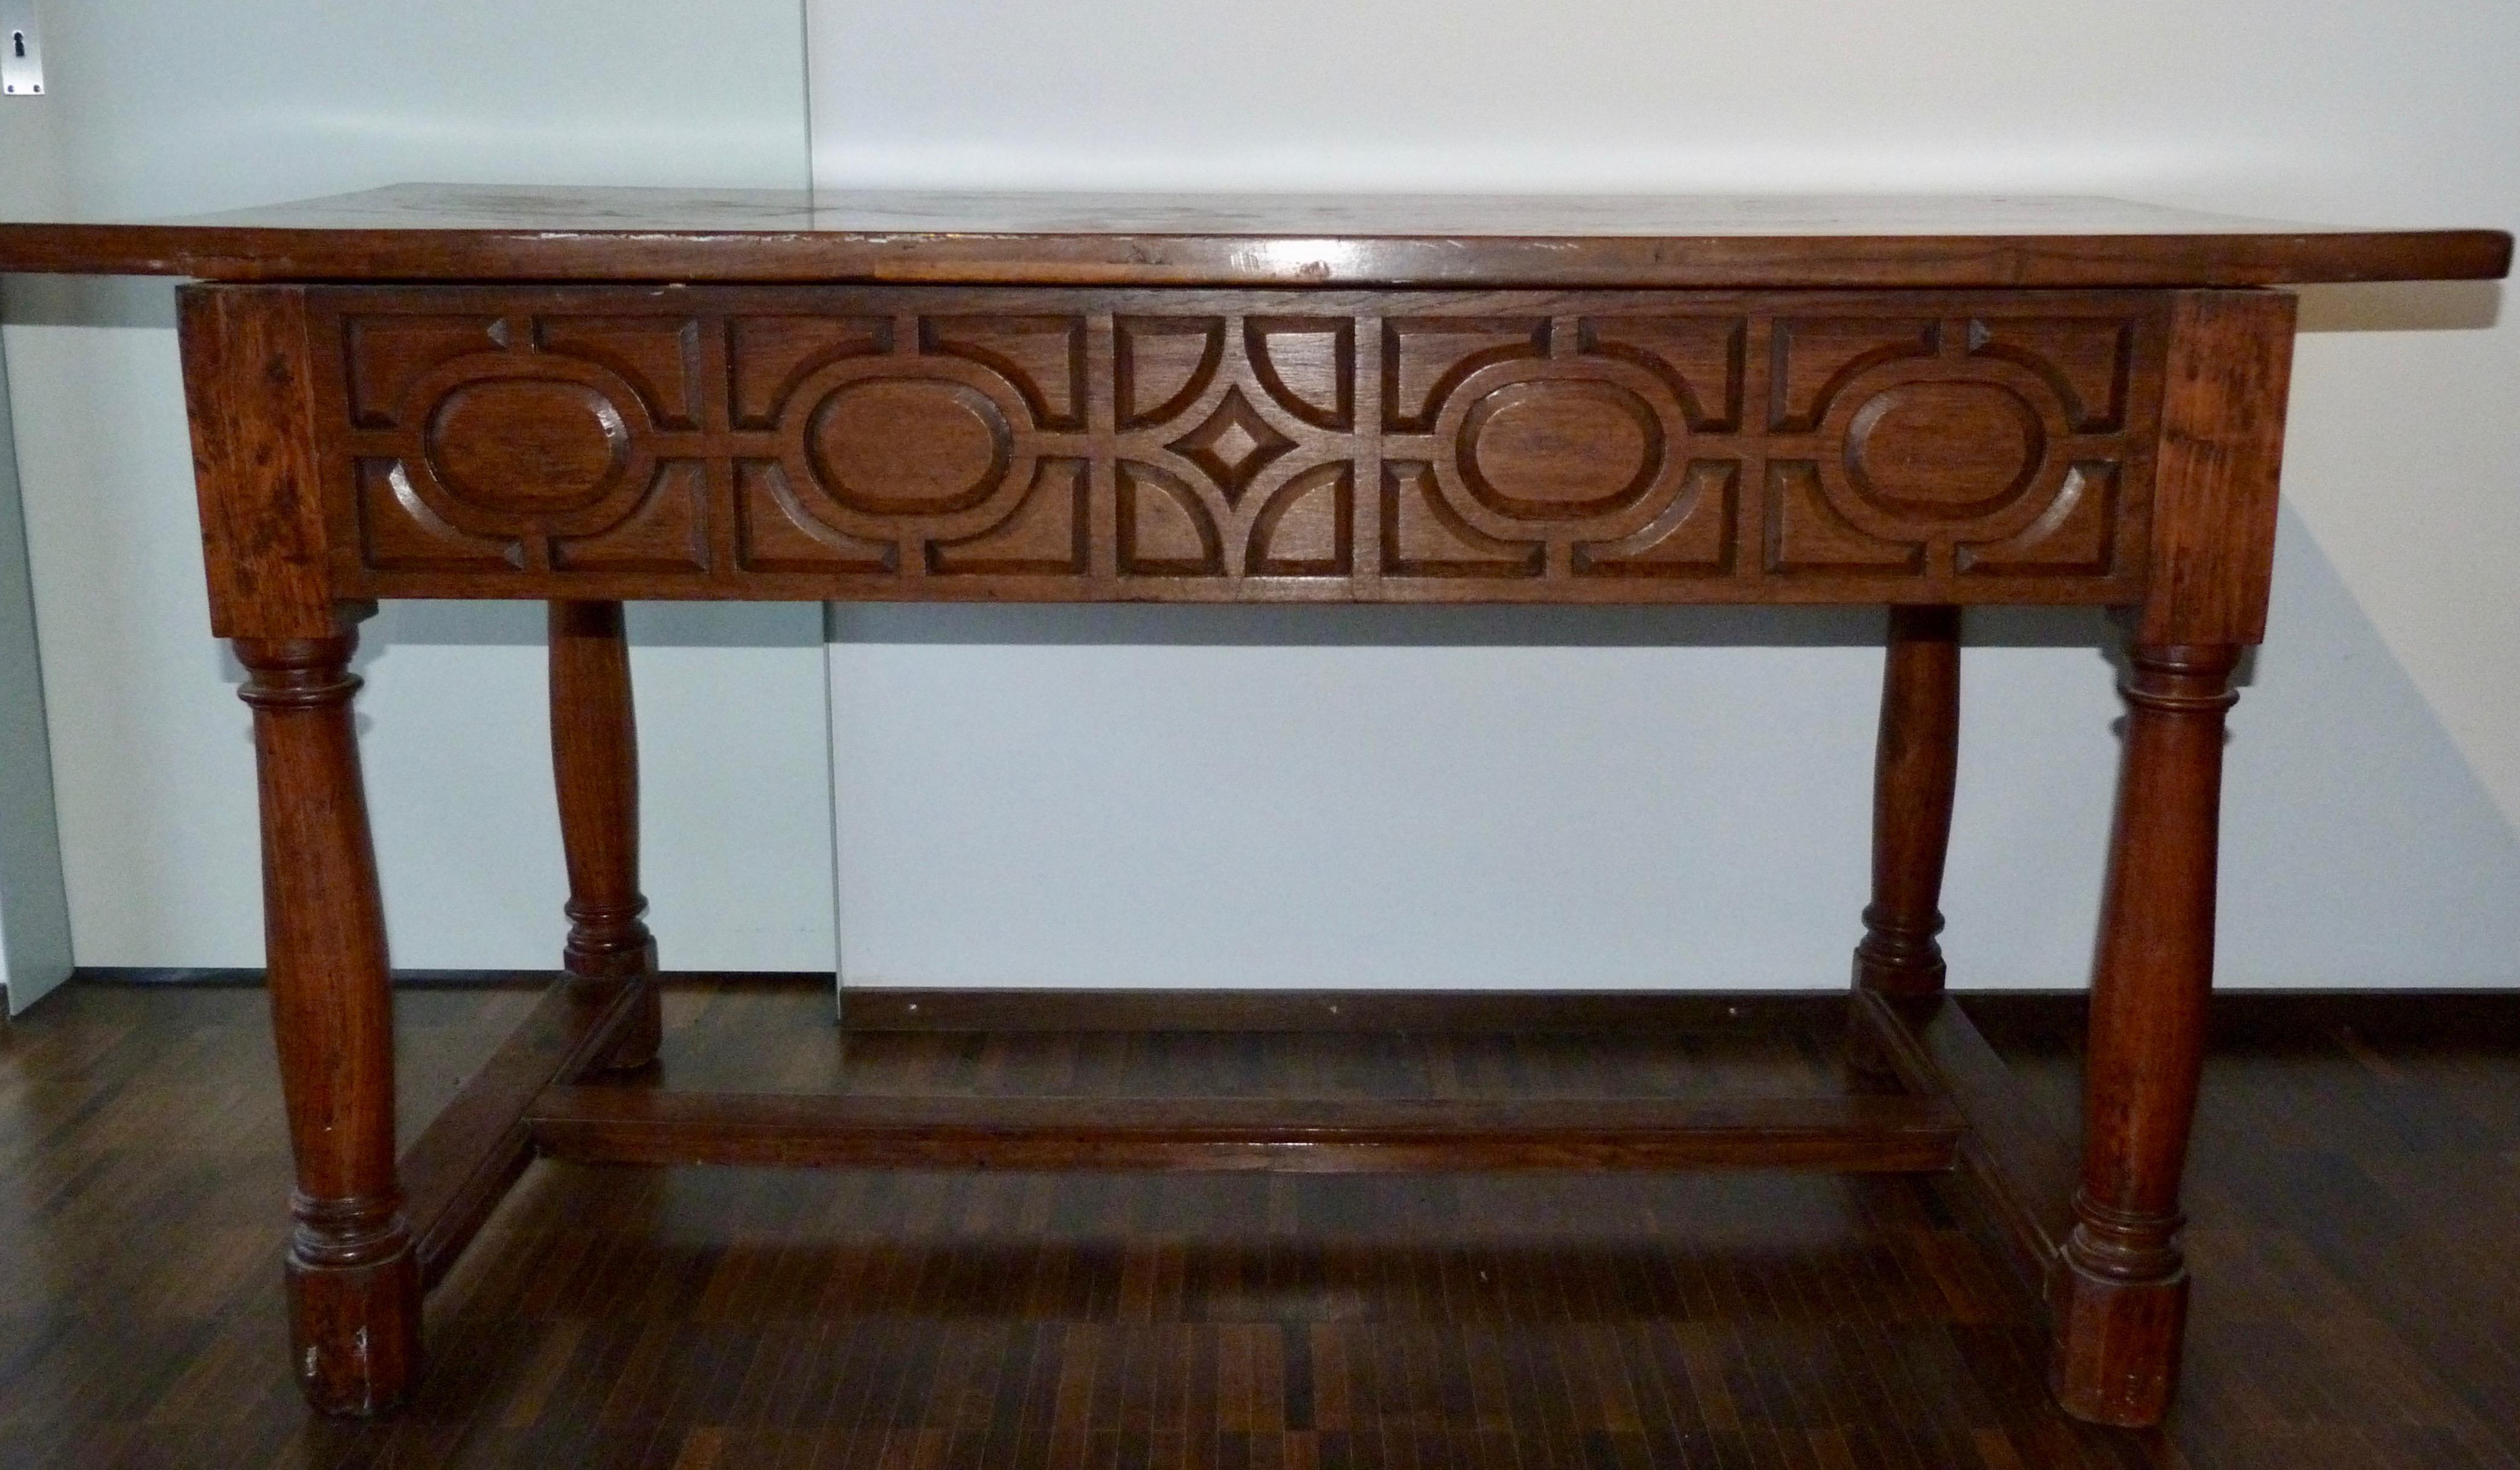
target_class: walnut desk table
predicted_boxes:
[1,187,2504,1429]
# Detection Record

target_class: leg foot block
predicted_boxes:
[2047,1254,2188,1428]
[1851,929,1946,997]
[575,937,662,1073]
[596,974,664,1073]
[286,1247,422,1416]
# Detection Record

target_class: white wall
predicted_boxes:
[812,0,2520,989]
[2,1,837,974]
[6,2,2514,994]
[0,313,75,1015]
[0,81,74,1012]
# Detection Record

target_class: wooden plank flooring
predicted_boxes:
[2,979,2515,1468]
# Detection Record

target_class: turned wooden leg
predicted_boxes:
[237,630,420,1416]
[2051,642,2239,1427]
[1848,605,1962,1081]
[550,599,661,1070]
[1853,606,1961,999]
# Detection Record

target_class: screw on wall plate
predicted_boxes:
[1,1,43,98]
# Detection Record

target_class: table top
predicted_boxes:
[0,184,2506,289]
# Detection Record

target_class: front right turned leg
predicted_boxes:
[2050,642,2239,1427]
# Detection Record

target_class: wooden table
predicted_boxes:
[1,187,2504,1430]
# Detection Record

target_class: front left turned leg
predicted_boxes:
[2052,642,2239,1427]
[550,600,662,1070]
[237,630,420,1415]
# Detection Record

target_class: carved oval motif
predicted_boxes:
[1459,380,1663,520]
[808,378,1011,515]
[1844,382,2043,519]
[425,379,628,514]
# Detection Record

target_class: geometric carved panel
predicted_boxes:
[1759,315,2155,581]
[315,286,2166,604]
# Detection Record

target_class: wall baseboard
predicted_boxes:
[68,966,832,990]
[58,968,2520,1042]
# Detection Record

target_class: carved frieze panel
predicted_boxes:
[312,287,2166,603]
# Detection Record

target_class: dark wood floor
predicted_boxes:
[2,979,2515,1469]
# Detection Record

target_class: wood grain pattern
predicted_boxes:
[231,628,417,1416]
[2053,643,2242,1427]
[397,974,655,1289]
[547,600,662,1071]
[528,1087,1966,1174]
[16,979,2520,1468]
[97,188,2508,1435]
[2138,291,2298,644]
[176,286,341,640]
[1,183,2507,287]
[1855,988,2081,1298]
[1853,606,1963,1000]
[310,286,2170,606]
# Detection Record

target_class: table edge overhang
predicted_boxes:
[0,222,2507,289]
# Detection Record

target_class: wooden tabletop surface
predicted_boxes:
[0,183,2506,288]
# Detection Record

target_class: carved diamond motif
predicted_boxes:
[329,293,2149,602]
[1166,386,1293,505]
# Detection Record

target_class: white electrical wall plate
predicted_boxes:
[2,0,42,98]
